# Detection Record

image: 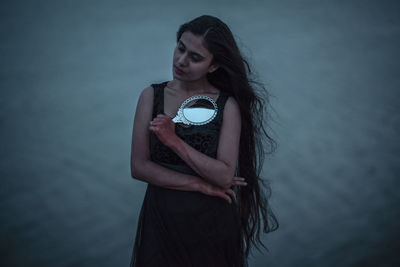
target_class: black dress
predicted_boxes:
[130,81,247,267]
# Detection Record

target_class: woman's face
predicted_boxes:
[172,31,219,81]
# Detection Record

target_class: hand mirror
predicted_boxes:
[172,95,218,126]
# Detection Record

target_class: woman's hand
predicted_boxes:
[230,176,248,188]
[149,114,179,147]
[196,177,247,204]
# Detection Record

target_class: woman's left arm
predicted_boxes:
[149,96,241,189]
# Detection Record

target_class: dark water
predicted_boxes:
[1,0,399,266]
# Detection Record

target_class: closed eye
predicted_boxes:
[177,41,204,62]
[191,55,201,62]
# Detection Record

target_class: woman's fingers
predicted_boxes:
[150,119,164,126]
[226,189,236,201]
[211,188,233,204]
[149,114,171,124]
[199,180,241,204]
[233,180,247,186]
[231,176,247,187]
[218,189,236,204]
[211,190,231,204]
[149,119,170,131]
[149,126,159,132]
[221,192,232,204]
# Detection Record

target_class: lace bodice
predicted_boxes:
[149,81,229,176]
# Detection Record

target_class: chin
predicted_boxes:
[173,73,189,81]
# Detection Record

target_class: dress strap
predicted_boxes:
[150,81,168,118]
[214,91,230,124]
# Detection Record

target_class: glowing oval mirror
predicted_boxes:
[172,95,218,126]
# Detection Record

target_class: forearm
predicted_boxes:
[168,137,233,189]
[131,158,203,192]
[131,158,238,204]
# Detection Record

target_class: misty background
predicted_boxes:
[1,0,399,266]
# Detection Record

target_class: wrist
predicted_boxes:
[167,134,182,150]
[189,178,204,193]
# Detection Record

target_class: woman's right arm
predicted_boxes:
[130,86,237,203]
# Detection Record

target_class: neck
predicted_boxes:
[169,78,211,94]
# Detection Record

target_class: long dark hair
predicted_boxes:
[176,15,279,257]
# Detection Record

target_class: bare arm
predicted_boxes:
[130,86,242,202]
[149,97,242,189]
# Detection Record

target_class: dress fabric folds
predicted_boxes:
[130,81,247,267]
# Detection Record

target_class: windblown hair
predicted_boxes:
[176,15,279,258]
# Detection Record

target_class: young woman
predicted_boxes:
[130,15,278,267]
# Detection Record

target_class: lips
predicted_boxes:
[174,65,186,74]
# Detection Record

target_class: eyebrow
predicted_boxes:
[178,40,205,58]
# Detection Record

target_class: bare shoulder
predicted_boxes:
[133,85,155,121]
[225,96,239,108]
[220,96,241,133]
[223,96,241,118]
[139,85,154,101]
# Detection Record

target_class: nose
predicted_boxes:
[177,53,188,67]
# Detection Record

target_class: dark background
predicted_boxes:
[1,0,399,266]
